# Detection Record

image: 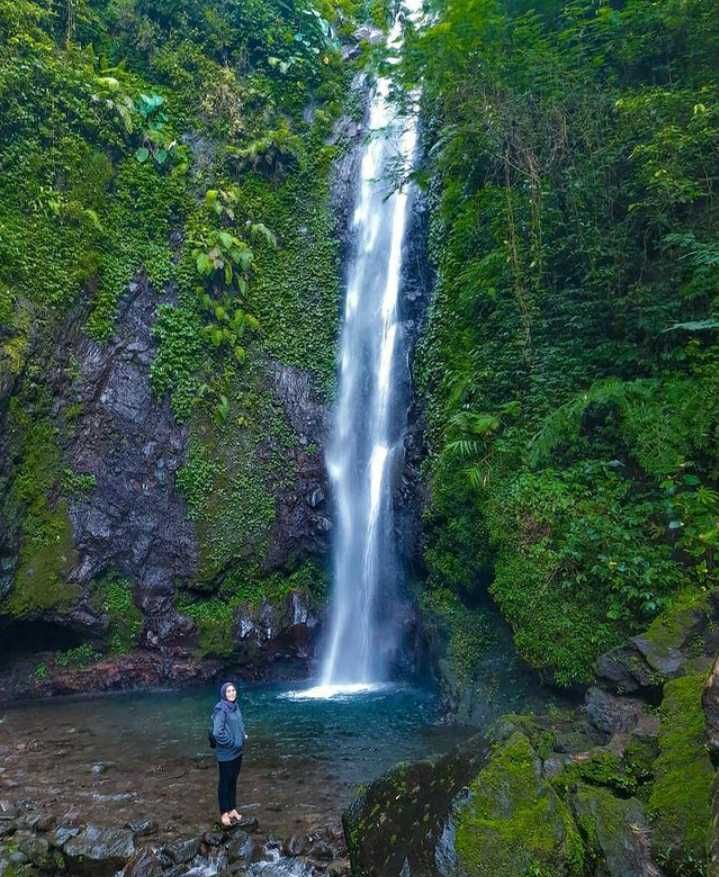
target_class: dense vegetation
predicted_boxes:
[404,0,719,686]
[0,0,382,643]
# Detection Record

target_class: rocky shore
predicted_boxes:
[0,800,349,877]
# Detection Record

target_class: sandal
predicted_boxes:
[220,813,233,828]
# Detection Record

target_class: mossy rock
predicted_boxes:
[343,735,487,877]
[649,673,714,875]
[633,588,714,676]
[572,783,655,877]
[455,731,584,877]
[4,501,79,617]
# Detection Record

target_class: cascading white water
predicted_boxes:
[305,4,420,698]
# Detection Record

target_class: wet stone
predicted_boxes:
[63,824,136,865]
[121,848,165,877]
[49,824,81,848]
[227,830,254,863]
[164,837,200,864]
[21,812,55,832]
[284,835,306,857]
[126,818,158,837]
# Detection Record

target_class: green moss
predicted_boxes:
[176,441,220,520]
[1,394,79,617]
[179,360,299,583]
[572,783,650,876]
[178,559,326,657]
[421,587,495,685]
[231,158,341,387]
[55,643,100,668]
[6,500,79,617]
[90,573,143,654]
[179,597,235,657]
[61,468,96,495]
[641,587,710,656]
[455,732,584,877]
[552,748,640,798]
[649,673,714,875]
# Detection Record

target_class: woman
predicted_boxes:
[211,681,248,827]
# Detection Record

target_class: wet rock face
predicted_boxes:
[62,276,197,604]
[231,591,320,675]
[265,364,331,569]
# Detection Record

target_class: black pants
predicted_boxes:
[217,754,243,814]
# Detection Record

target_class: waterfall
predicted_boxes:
[313,4,420,696]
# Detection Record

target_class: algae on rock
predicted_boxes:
[455,731,584,877]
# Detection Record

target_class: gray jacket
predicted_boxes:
[212,703,247,762]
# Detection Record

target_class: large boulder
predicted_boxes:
[571,784,661,877]
[343,734,487,877]
[453,731,584,877]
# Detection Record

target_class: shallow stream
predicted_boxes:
[0,683,469,842]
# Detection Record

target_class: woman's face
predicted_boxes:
[225,684,237,702]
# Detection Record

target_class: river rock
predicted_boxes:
[163,836,200,864]
[227,830,254,863]
[49,824,81,848]
[126,818,158,837]
[284,835,306,857]
[63,824,136,872]
[16,835,53,869]
[121,848,165,877]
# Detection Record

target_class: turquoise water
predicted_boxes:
[0,683,469,840]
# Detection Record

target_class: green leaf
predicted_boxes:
[135,147,150,163]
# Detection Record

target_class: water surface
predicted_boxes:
[0,683,468,840]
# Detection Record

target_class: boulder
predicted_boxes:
[453,732,584,877]
[344,734,487,877]
[63,824,136,873]
[596,590,716,697]
[571,784,661,877]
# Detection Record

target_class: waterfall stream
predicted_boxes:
[307,4,420,696]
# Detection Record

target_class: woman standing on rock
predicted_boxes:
[211,682,247,827]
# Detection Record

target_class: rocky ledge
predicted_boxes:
[0,801,349,877]
[0,590,320,705]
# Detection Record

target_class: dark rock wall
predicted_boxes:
[61,276,197,634]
